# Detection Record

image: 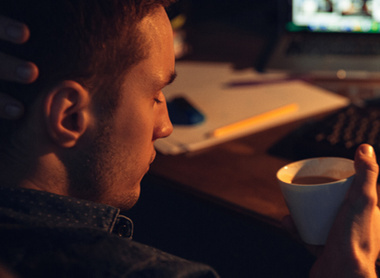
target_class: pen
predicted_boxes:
[225,77,308,87]
[208,103,299,138]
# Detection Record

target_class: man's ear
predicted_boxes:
[44,80,91,148]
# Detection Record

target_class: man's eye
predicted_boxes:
[154,93,165,104]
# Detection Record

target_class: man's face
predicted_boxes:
[72,7,175,210]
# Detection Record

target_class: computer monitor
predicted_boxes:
[289,0,380,33]
[259,0,380,74]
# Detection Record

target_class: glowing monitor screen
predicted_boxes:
[289,0,380,33]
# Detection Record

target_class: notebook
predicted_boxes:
[264,0,380,77]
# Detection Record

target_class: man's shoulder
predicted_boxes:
[0,225,219,277]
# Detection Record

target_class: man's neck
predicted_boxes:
[0,151,70,196]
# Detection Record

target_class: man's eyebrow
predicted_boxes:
[155,71,177,90]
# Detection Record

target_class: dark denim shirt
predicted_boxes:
[0,187,218,278]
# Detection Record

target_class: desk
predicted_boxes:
[150,117,307,227]
[150,78,380,228]
[140,78,380,277]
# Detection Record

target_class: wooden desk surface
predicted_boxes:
[150,79,380,228]
[150,119,307,227]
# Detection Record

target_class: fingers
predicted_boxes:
[0,16,30,44]
[0,16,37,119]
[349,144,379,206]
[0,52,38,84]
[310,145,380,277]
[0,92,24,119]
[0,16,38,84]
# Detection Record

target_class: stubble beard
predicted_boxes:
[64,121,138,209]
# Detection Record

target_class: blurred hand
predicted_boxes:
[283,144,380,277]
[0,16,38,119]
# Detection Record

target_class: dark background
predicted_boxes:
[167,0,289,70]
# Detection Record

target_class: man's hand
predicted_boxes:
[311,144,380,277]
[0,16,38,119]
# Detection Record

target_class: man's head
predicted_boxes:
[0,0,176,115]
[0,0,175,210]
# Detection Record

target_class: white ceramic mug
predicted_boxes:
[277,157,355,245]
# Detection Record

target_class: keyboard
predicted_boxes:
[269,103,380,162]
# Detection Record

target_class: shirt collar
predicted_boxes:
[0,187,133,239]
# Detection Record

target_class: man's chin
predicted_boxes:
[121,184,141,210]
[112,193,140,211]
[97,182,141,210]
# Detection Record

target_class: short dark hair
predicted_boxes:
[0,0,176,118]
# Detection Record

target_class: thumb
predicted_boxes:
[349,144,379,201]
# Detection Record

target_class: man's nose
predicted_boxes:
[153,99,173,141]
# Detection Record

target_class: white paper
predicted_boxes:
[156,61,349,155]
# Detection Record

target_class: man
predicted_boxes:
[0,1,219,277]
[0,1,379,278]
